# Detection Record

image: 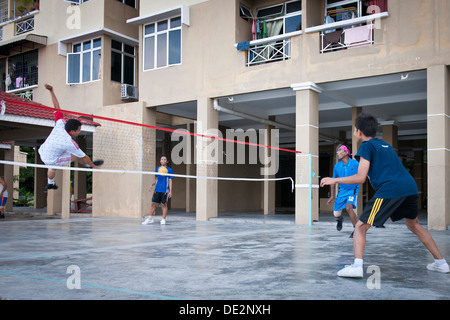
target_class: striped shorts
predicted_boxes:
[359,195,419,227]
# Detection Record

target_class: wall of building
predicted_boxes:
[139,0,450,104]
[132,0,449,222]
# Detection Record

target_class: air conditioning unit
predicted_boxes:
[121,84,138,100]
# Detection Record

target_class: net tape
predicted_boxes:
[2,98,301,155]
[1,98,299,192]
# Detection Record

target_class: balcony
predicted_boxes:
[236,1,302,67]
[236,31,301,67]
[0,9,46,57]
[15,16,34,35]
[305,11,389,54]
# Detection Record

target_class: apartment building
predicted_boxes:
[0,0,449,230]
[0,0,140,214]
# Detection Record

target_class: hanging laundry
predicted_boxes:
[256,19,261,39]
[237,41,250,51]
[262,19,267,38]
[252,19,256,40]
[344,24,372,47]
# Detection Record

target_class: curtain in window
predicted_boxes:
[93,49,101,80]
[265,19,283,59]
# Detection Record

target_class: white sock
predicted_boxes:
[48,178,55,185]
[435,258,447,265]
[353,258,363,267]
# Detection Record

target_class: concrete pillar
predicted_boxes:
[414,149,424,209]
[352,107,363,215]
[61,168,71,219]
[74,136,87,201]
[141,106,157,217]
[263,122,276,215]
[292,82,320,225]
[34,146,47,209]
[427,65,450,230]
[47,170,62,216]
[196,97,218,221]
[185,123,196,213]
[13,146,22,202]
[3,143,14,213]
[92,101,155,218]
[382,121,398,153]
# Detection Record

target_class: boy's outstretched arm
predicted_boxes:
[321,157,370,187]
[45,84,60,110]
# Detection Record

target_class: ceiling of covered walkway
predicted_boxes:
[157,70,427,150]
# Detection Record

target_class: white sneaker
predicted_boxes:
[160,219,166,225]
[337,264,364,278]
[427,261,450,273]
[142,217,154,225]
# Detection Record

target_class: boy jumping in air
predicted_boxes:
[38,84,103,189]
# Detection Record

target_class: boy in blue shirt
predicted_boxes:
[327,144,359,236]
[321,113,449,277]
[142,155,173,225]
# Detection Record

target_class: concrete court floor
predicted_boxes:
[0,210,449,301]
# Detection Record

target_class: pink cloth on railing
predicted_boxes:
[344,25,372,47]
[252,19,256,40]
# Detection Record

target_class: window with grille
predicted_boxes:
[7,50,38,91]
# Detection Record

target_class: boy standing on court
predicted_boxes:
[320,113,449,277]
[327,144,359,236]
[142,155,173,225]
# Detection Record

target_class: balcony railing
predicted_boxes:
[320,22,373,53]
[235,30,302,67]
[15,17,34,35]
[248,39,291,66]
[305,11,389,54]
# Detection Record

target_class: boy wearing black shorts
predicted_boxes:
[320,113,449,277]
[142,155,173,225]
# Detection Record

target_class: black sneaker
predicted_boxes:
[0,213,4,219]
[336,216,344,231]
[85,160,103,168]
[93,160,104,166]
[45,183,58,190]
[349,231,354,238]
